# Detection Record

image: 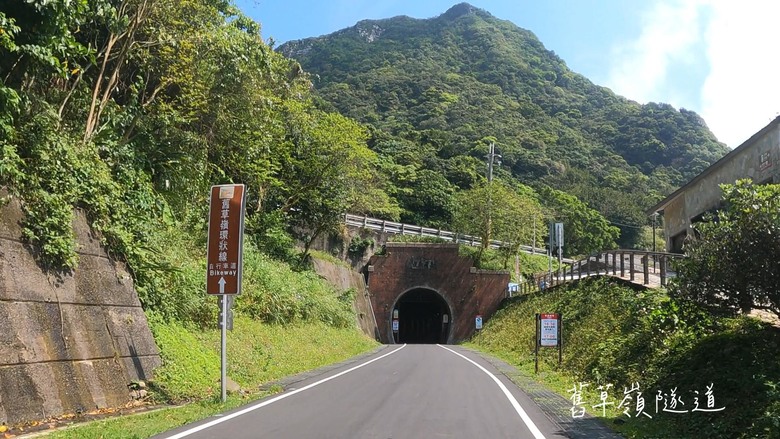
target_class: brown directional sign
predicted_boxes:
[206,184,246,295]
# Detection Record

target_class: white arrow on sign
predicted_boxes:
[218,277,226,294]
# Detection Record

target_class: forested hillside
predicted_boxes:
[279,3,729,247]
[0,0,729,301]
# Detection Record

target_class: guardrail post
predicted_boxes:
[620,252,625,277]
[630,254,635,281]
[612,252,617,275]
[363,215,368,227]
[642,255,649,285]
[381,220,386,232]
[660,255,667,286]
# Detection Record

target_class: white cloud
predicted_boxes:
[699,0,780,147]
[605,1,704,108]
[606,0,780,148]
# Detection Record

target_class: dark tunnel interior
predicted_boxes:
[393,288,451,344]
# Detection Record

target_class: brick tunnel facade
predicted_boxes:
[366,243,510,344]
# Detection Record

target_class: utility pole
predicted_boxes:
[483,142,501,251]
[486,142,500,183]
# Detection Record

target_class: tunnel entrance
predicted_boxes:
[393,288,451,344]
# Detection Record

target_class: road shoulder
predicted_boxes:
[461,346,624,439]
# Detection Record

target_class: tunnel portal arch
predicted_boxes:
[390,288,452,344]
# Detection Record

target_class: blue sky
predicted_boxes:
[234,0,780,148]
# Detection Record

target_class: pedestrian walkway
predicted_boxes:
[521,250,683,294]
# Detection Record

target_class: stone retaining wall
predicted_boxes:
[0,195,160,425]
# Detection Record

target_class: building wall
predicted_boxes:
[366,243,509,344]
[0,194,160,425]
[662,124,780,252]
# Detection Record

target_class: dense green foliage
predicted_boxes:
[471,277,780,439]
[671,179,780,319]
[279,3,728,248]
[451,180,544,262]
[0,0,397,322]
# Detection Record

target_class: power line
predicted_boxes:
[607,220,646,229]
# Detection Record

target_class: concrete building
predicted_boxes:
[648,116,780,253]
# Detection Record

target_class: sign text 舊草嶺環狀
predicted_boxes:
[206,184,246,295]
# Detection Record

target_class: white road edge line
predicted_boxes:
[437,345,547,439]
[162,344,407,439]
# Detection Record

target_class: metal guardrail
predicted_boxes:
[344,214,550,257]
[344,215,684,293]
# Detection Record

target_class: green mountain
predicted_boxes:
[279,3,728,245]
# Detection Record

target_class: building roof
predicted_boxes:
[646,115,780,216]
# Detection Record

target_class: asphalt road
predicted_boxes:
[154,344,569,439]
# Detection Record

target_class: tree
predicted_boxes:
[274,104,398,263]
[671,180,780,319]
[452,181,540,264]
[538,186,619,257]
[491,184,544,270]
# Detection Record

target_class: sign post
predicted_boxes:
[206,184,246,402]
[554,223,564,278]
[534,312,562,373]
[549,222,564,281]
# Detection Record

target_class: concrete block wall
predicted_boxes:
[0,194,161,425]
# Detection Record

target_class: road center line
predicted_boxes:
[437,345,547,439]
[162,344,407,439]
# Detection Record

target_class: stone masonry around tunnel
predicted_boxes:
[366,243,510,344]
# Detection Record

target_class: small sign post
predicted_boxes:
[206,184,246,402]
[535,312,562,374]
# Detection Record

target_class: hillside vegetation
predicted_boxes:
[471,277,780,439]
[0,0,397,318]
[0,1,384,426]
[279,2,729,248]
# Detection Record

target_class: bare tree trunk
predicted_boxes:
[84,0,151,141]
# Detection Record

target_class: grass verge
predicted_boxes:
[469,277,780,439]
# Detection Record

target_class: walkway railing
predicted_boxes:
[345,213,550,257]
[519,249,685,293]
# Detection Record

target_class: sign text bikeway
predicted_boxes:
[206,184,246,295]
